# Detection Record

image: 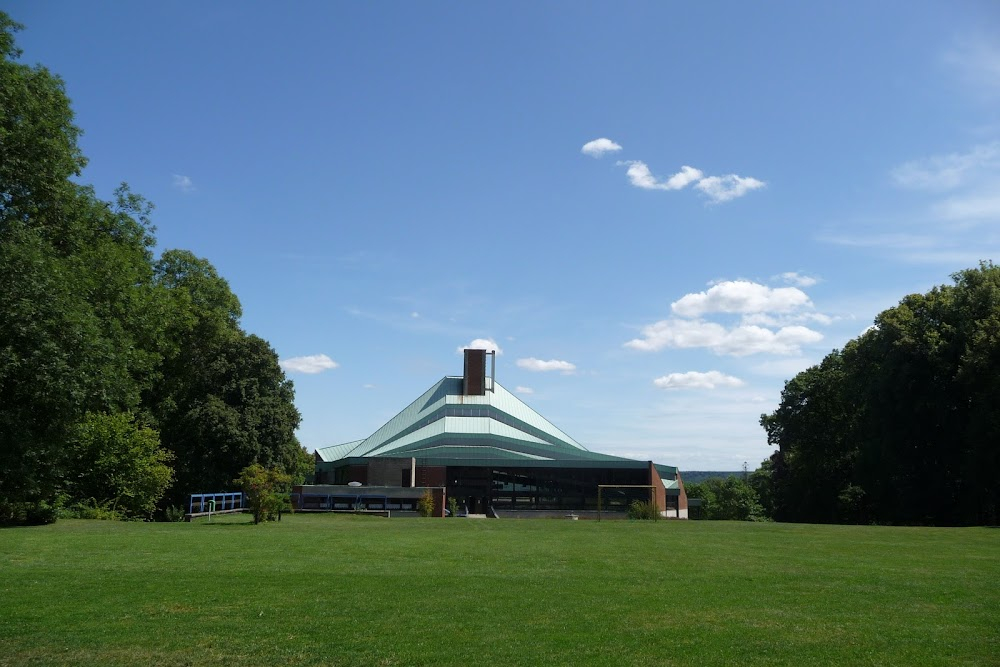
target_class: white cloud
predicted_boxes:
[515,386,534,395]
[778,272,819,287]
[671,280,812,317]
[653,371,745,390]
[933,193,1000,222]
[581,138,623,158]
[280,354,339,374]
[172,174,195,193]
[516,358,577,372]
[625,319,823,356]
[619,161,703,191]
[457,338,503,355]
[694,174,766,203]
[891,143,999,191]
[363,383,377,389]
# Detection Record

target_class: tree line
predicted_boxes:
[758,263,999,526]
[689,264,998,526]
[0,13,308,523]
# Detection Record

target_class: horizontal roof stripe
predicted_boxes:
[315,375,680,480]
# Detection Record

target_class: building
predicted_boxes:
[300,349,687,518]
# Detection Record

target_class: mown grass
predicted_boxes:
[0,515,997,666]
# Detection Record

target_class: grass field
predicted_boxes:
[1,514,997,666]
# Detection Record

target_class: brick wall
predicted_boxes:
[347,465,368,485]
[416,465,446,487]
[647,461,667,511]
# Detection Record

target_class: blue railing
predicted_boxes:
[188,492,244,514]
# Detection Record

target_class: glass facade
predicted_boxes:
[446,465,653,513]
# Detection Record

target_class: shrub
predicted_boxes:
[163,505,187,522]
[447,496,458,517]
[417,490,436,517]
[627,500,660,521]
[58,499,122,521]
[25,500,59,525]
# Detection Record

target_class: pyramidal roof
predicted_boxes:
[316,375,638,466]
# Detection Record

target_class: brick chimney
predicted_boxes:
[463,348,486,396]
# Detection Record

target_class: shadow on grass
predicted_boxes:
[193,520,259,527]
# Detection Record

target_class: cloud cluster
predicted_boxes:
[279,354,339,374]
[516,358,577,373]
[626,320,822,356]
[458,338,503,355]
[653,371,745,390]
[582,137,765,203]
[620,162,703,191]
[671,281,812,317]
[625,279,826,356]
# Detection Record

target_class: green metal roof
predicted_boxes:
[315,440,365,463]
[318,376,679,477]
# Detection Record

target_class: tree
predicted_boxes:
[291,446,315,486]
[147,250,301,504]
[0,13,86,237]
[761,263,1000,525]
[236,463,291,524]
[67,412,173,519]
[686,476,767,521]
[0,13,303,523]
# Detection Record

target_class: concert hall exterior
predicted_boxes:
[302,349,687,518]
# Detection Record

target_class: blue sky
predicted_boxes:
[11,1,1000,469]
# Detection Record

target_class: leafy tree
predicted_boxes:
[748,458,776,520]
[685,475,767,521]
[0,13,302,523]
[236,463,291,524]
[0,13,85,236]
[145,249,302,504]
[67,412,173,519]
[291,446,315,486]
[762,263,1000,525]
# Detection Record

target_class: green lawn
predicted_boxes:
[1,515,997,666]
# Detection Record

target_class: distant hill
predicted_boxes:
[681,471,744,484]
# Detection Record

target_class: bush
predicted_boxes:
[417,490,436,517]
[447,496,458,517]
[163,505,186,522]
[0,500,59,526]
[25,500,59,525]
[628,500,660,521]
[58,499,123,521]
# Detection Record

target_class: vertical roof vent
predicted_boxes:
[462,348,495,396]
